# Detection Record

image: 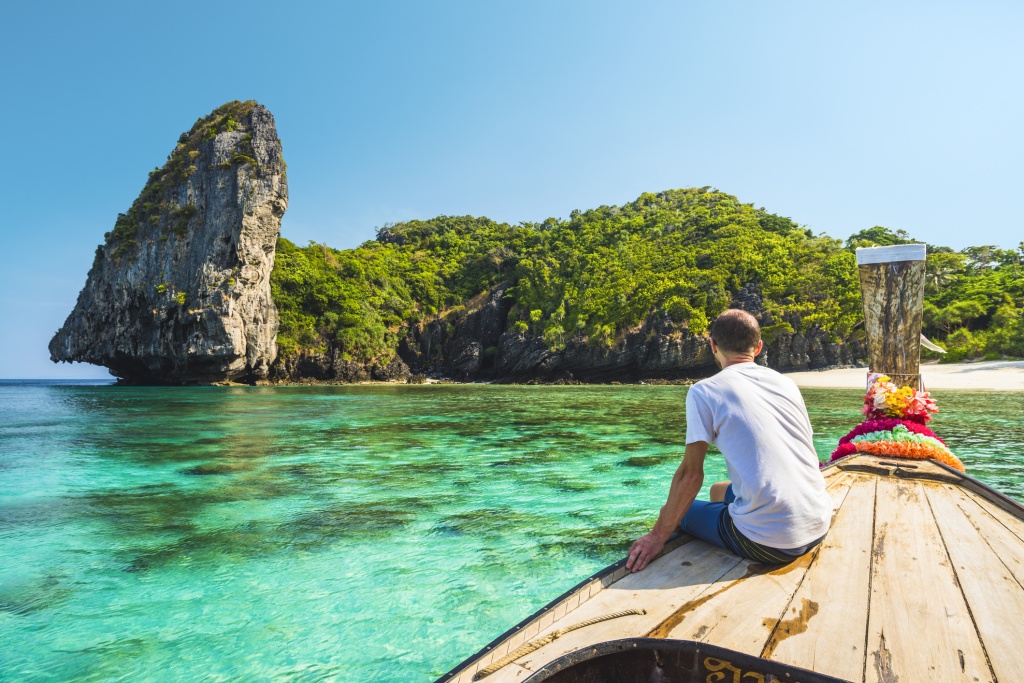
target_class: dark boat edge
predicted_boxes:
[522,637,851,683]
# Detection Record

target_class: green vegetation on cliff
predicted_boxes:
[507,190,861,348]
[270,237,444,359]
[270,188,1024,365]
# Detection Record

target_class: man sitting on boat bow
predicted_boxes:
[626,309,832,572]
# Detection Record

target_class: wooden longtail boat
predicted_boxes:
[438,455,1024,682]
[437,246,1024,682]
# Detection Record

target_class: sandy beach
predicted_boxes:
[785,360,1024,391]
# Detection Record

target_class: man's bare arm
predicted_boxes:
[625,441,708,573]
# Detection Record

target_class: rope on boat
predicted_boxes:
[473,608,646,679]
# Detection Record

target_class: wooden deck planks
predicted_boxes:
[512,541,743,671]
[965,489,1024,545]
[505,476,852,672]
[653,476,854,657]
[766,476,877,681]
[657,551,813,655]
[865,478,993,683]
[945,485,1024,591]
[458,662,532,683]
[927,484,1024,681]
[451,461,1024,683]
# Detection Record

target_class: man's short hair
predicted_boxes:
[710,309,761,354]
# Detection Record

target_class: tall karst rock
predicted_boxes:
[50,101,288,383]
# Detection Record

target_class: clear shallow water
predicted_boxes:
[1,382,1021,682]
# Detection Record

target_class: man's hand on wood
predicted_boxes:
[626,531,666,573]
[626,443,706,574]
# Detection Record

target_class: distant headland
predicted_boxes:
[51,102,1024,385]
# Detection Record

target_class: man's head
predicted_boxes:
[710,309,762,366]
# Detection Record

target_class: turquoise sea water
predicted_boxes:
[1,381,1022,682]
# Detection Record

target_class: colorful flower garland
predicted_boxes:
[828,375,964,472]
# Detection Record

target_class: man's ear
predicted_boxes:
[755,340,764,356]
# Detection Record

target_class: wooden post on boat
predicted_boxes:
[856,244,927,390]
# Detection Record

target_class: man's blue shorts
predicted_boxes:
[680,485,824,564]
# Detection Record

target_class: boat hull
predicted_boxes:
[523,638,849,682]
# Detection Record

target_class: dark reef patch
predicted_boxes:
[619,454,677,468]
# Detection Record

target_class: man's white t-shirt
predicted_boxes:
[685,362,832,549]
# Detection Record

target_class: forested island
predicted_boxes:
[270,188,1024,383]
[50,102,1023,384]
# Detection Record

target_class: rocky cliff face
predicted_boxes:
[50,101,288,383]
[400,305,720,383]
[731,283,867,372]
[768,328,866,372]
[391,283,864,383]
[265,276,863,384]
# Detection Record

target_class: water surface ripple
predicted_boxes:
[1,383,1021,681]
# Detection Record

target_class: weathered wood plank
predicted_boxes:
[927,484,1024,681]
[766,475,877,681]
[945,485,1024,590]
[512,542,743,671]
[451,474,855,681]
[822,464,851,482]
[836,455,964,484]
[653,476,853,657]
[444,537,696,683]
[454,661,532,683]
[865,479,993,683]
[959,481,1024,540]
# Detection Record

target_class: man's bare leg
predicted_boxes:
[709,481,731,503]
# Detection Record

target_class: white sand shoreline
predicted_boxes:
[784,360,1024,391]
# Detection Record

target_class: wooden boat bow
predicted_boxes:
[436,454,1024,682]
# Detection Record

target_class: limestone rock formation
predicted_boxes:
[768,328,866,372]
[395,283,864,383]
[50,101,288,383]
[731,282,866,372]
[270,352,411,384]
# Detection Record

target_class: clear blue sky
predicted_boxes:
[2,1,1021,378]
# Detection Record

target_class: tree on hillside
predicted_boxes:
[925,251,965,294]
[925,299,988,336]
[962,245,998,271]
[487,245,516,279]
[844,226,915,249]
